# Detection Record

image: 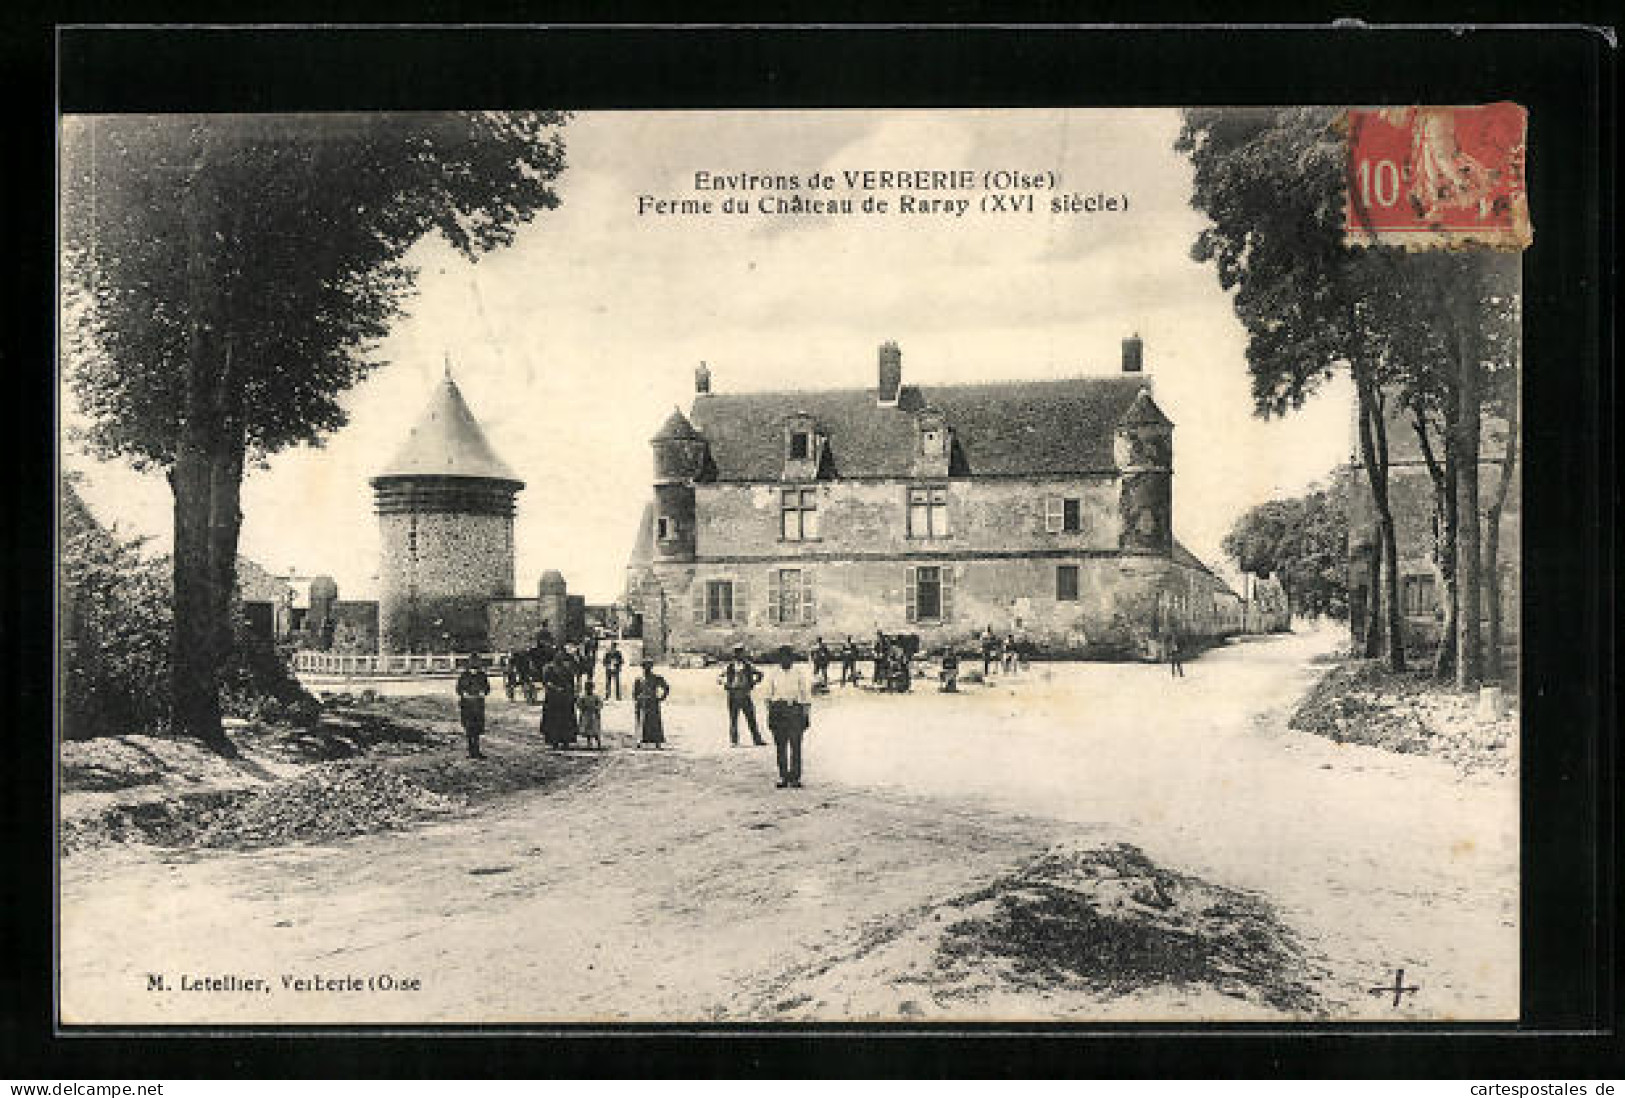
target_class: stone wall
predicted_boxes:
[487,598,544,653]
[1347,459,1520,652]
[692,477,1123,558]
[330,600,379,654]
[650,551,1236,659]
[377,510,515,652]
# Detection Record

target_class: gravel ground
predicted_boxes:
[58,628,1517,1024]
[1289,660,1518,774]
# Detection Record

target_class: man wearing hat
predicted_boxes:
[718,643,765,747]
[455,654,491,760]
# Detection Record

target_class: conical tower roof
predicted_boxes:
[651,407,704,443]
[1117,387,1173,428]
[375,374,522,485]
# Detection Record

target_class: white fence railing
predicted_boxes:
[293,651,508,677]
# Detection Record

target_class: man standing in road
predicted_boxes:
[455,655,491,760]
[719,643,766,746]
[602,641,625,700]
[763,648,812,789]
[839,636,860,686]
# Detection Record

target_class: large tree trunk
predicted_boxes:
[169,136,246,756]
[1484,381,1519,684]
[1450,299,1484,689]
[1355,369,1405,669]
[1362,531,1383,657]
[169,443,242,756]
[1412,404,1458,680]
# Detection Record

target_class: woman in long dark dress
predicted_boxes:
[632,658,670,749]
[539,650,579,747]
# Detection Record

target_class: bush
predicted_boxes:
[60,526,173,739]
[61,510,320,738]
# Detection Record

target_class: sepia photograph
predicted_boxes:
[56,104,1526,1026]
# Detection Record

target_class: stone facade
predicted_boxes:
[630,340,1240,661]
[371,374,524,654]
[1346,442,1520,656]
[376,505,516,653]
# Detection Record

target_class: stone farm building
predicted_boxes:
[1345,397,1520,660]
[625,339,1243,660]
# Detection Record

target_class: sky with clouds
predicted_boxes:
[64,108,1354,603]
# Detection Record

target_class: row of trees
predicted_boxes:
[62,113,570,753]
[1177,108,1520,686]
[1222,482,1349,625]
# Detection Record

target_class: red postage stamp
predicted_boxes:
[1344,103,1532,250]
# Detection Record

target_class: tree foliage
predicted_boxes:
[1222,482,1349,621]
[61,112,568,468]
[1177,108,1520,679]
[60,486,173,739]
[60,112,569,750]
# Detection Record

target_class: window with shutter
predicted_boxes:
[1044,496,1064,533]
[1063,498,1082,532]
[732,577,750,625]
[940,564,954,622]
[767,574,782,625]
[802,570,817,623]
[692,581,707,625]
[905,566,918,622]
[772,569,800,624]
[914,566,943,621]
[1056,564,1080,601]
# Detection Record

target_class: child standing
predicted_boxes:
[577,679,605,748]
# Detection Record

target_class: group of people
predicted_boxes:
[716,644,814,788]
[455,638,814,790]
[454,624,669,759]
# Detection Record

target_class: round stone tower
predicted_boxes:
[537,569,569,639]
[372,371,523,654]
[1114,387,1174,555]
[649,408,708,563]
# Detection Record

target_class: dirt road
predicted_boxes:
[59,630,1517,1023]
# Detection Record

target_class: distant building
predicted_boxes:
[1345,402,1520,657]
[625,339,1242,659]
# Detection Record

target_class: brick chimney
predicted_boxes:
[877,341,902,406]
[1122,333,1144,373]
[695,361,712,394]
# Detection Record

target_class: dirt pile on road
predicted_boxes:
[932,843,1320,1015]
[194,762,466,848]
[740,841,1322,1021]
[1290,661,1516,773]
[60,702,607,856]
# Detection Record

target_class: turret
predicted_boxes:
[1114,387,1173,554]
[537,570,569,640]
[307,575,339,647]
[650,408,707,562]
[371,371,523,653]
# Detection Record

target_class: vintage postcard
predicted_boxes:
[57,106,1523,1026]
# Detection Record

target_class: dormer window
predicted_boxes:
[912,408,951,477]
[782,413,822,481]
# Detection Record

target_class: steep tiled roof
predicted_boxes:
[688,376,1160,481]
[1171,539,1238,597]
[375,376,522,484]
[651,408,703,442]
[624,500,655,575]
